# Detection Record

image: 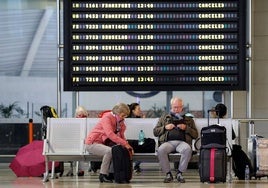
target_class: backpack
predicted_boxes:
[40,105,63,176]
[127,138,156,153]
[40,105,58,125]
[232,144,253,180]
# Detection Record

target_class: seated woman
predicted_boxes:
[85,103,133,183]
[127,102,144,173]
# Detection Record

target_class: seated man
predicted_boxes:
[153,97,198,183]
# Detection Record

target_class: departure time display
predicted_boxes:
[64,0,246,91]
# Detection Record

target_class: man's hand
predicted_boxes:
[165,123,175,130]
[177,123,186,130]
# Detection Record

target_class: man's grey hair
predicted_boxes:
[170,97,183,106]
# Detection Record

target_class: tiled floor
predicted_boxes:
[1,163,268,188]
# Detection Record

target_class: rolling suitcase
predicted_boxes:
[112,145,133,183]
[199,147,227,183]
[248,135,268,178]
[201,124,226,148]
[199,110,227,183]
[200,110,226,148]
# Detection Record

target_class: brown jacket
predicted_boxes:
[153,112,198,146]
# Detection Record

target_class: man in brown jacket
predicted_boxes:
[153,97,198,183]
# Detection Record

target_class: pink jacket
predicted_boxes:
[85,112,128,146]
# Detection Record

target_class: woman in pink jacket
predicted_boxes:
[85,103,133,183]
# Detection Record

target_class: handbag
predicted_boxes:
[167,128,186,141]
[127,138,156,153]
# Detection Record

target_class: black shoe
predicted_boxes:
[99,174,113,183]
[134,165,141,173]
[176,172,185,183]
[164,172,173,183]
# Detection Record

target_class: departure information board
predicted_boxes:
[63,0,247,91]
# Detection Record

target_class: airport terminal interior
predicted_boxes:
[2,0,268,188]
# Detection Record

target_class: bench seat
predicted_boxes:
[43,117,235,182]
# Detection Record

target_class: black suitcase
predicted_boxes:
[199,109,227,183]
[200,110,226,148]
[201,124,226,148]
[112,145,133,183]
[199,147,227,183]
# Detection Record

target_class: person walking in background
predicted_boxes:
[85,103,133,183]
[127,102,144,173]
[153,97,198,183]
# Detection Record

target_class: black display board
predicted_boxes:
[63,0,247,91]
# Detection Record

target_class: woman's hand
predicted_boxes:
[125,143,134,155]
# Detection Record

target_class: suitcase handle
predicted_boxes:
[207,109,219,125]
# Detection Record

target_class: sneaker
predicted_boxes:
[164,173,173,183]
[134,165,141,173]
[176,173,185,183]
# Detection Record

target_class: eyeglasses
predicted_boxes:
[172,105,184,109]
